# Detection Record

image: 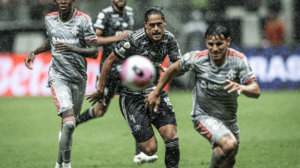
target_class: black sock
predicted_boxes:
[165,138,180,168]
[76,107,95,127]
[135,141,142,155]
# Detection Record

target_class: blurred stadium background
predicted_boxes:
[0,0,299,167]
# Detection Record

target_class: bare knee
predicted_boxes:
[158,125,178,142]
[142,146,157,156]
[218,135,238,156]
[138,137,158,156]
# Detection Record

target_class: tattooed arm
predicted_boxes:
[25,38,51,70]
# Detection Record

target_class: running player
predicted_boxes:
[74,0,158,164]
[144,23,261,168]
[25,0,98,168]
[86,7,183,168]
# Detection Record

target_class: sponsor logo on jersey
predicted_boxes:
[124,42,130,49]
[226,69,237,81]
[200,80,227,90]
[71,26,79,36]
[52,37,79,44]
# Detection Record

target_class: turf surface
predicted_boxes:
[0,90,299,168]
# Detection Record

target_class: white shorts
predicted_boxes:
[192,115,240,156]
[50,80,86,117]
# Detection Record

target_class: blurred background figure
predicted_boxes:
[262,0,285,47]
[181,10,208,52]
[178,10,208,89]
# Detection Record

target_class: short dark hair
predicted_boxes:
[205,23,230,39]
[144,6,165,23]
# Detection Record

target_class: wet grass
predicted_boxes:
[0,90,299,168]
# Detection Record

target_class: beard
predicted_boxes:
[114,1,126,10]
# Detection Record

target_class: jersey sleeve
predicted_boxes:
[94,12,106,30]
[83,17,97,43]
[168,38,182,63]
[114,34,136,60]
[239,55,257,85]
[179,51,195,71]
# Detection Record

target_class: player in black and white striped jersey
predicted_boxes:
[86,7,183,168]
[74,0,158,165]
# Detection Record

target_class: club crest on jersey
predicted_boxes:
[226,69,237,81]
[71,26,79,36]
[124,42,130,49]
[159,48,168,56]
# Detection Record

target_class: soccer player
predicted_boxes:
[144,23,261,168]
[74,0,158,164]
[24,0,98,168]
[86,7,182,168]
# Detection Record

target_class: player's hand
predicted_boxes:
[25,52,35,70]
[117,30,133,41]
[144,91,160,112]
[224,80,244,95]
[159,64,167,75]
[84,90,106,106]
[54,41,74,53]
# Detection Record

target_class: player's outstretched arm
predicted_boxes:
[96,29,132,46]
[25,38,51,70]
[145,59,184,112]
[54,41,98,59]
[85,52,121,106]
[224,80,260,98]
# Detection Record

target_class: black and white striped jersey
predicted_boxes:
[114,28,182,93]
[94,6,134,70]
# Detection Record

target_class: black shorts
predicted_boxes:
[96,66,122,105]
[119,91,177,143]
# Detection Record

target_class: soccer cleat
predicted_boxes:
[54,162,62,168]
[133,152,158,165]
[62,162,71,168]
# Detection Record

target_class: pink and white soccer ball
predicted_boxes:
[120,55,156,91]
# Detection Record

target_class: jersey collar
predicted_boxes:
[58,8,77,24]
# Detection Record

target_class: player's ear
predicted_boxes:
[144,22,147,28]
[226,37,231,47]
[163,19,166,27]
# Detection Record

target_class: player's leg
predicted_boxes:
[192,115,239,168]
[119,94,159,164]
[221,131,239,168]
[50,81,76,168]
[153,93,180,168]
[76,73,115,126]
[158,125,180,168]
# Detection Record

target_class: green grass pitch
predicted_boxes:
[0,90,299,168]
